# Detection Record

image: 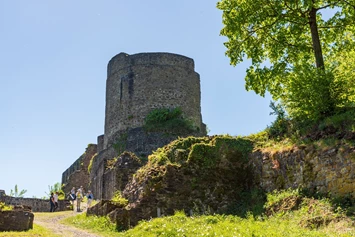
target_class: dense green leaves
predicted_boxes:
[217,0,355,121]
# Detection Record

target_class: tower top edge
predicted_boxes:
[107,52,195,76]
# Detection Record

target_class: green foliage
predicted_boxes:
[0,224,60,237]
[267,101,290,139]
[111,191,128,206]
[217,0,355,122]
[148,135,253,167]
[88,153,98,174]
[265,189,301,210]
[148,136,210,165]
[61,190,355,237]
[0,202,12,211]
[144,107,198,134]
[280,65,336,121]
[9,184,27,198]
[46,182,65,200]
[61,213,116,234]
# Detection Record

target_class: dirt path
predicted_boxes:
[34,210,100,237]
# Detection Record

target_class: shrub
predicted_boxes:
[144,107,198,134]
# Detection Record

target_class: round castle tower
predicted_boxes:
[103,52,205,149]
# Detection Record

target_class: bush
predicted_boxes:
[144,107,198,134]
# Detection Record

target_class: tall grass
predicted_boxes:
[62,189,355,237]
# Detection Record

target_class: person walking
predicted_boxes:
[49,192,55,212]
[86,190,94,208]
[53,191,59,211]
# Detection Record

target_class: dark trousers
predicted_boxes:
[50,202,55,212]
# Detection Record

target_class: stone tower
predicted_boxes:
[63,52,206,199]
[101,52,205,151]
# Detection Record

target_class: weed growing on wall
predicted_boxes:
[144,107,198,134]
[88,153,98,174]
[0,202,12,211]
[111,191,128,206]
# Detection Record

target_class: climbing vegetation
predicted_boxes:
[144,107,198,134]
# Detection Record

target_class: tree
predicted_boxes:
[9,184,27,198]
[217,0,355,120]
[45,182,65,200]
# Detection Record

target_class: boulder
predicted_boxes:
[0,210,34,231]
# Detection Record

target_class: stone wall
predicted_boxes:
[89,147,118,200]
[250,144,355,197]
[1,196,69,212]
[103,52,205,149]
[102,152,143,200]
[62,144,97,194]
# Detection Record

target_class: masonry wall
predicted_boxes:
[250,145,355,197]
[62,144,97,194]
[89,147,118,200]
[1,196,69,212]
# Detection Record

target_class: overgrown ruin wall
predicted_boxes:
[61,144,97,194]
[250,144,355,197]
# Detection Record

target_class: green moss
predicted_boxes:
[188,143,217,168]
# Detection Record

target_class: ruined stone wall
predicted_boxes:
[102,152,142,200]
[89,147,118,200]
[103,52,205,149]
[250,145,355,197]
[62,144,97,194]
[1,196,69,212]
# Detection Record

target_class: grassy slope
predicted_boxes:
[62,189,355,236]
[62,110,355,236]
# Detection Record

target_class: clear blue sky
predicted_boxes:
[0,0,275,198]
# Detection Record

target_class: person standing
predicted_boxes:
[69,187,76,201]
[49,192,55,212]
[53,191,59,211]
[76,188,83,212]
[86,190,94,208]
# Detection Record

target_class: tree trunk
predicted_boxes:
[309,8,325,69]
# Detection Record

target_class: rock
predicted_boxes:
[0,210,34,231]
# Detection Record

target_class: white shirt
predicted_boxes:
[53,194,58,202]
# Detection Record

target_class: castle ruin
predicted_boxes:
[62,52,206,199]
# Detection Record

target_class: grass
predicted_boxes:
[60,189,355,237]
[0,224,59,237]
[61,213,118,237]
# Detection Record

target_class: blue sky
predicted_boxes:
[0,0,275,198]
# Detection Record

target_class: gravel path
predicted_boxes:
[34,210,101,237]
